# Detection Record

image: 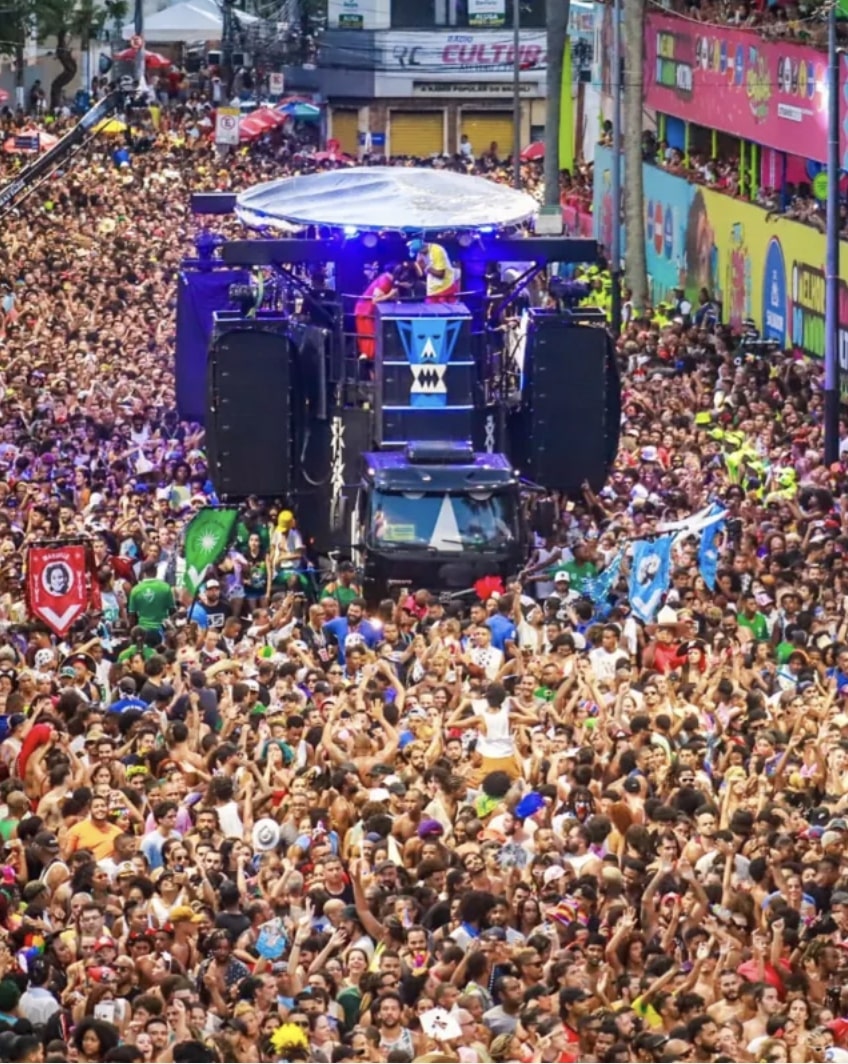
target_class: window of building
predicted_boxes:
[391,0,437,27]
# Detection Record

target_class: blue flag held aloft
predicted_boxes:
[584,548,624,615]
[629,536,673,624]
[698,505,726,591]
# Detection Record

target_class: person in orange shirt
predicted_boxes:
[63,795,123,862]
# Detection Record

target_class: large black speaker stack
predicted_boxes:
[508,312,620,494]
[206,316,291,498]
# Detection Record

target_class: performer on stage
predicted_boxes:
[354,262,399,360]
[407,239,459,303]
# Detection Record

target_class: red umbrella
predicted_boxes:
[239,115,269,142]
[250,108,286,131]
[521,142,544,161]
[239,109,287,141]
[114,47,171,68]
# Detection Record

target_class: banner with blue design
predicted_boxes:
[698,504,726,591]
[584,547,624,613]
[629,536,673,624]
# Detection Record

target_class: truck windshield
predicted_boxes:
[368,489,517,551]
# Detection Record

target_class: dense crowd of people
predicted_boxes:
[0,75,847,1064]
[663,0,842,45]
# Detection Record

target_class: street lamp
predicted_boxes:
[610,0,622,335]
[513,0,521,189]
[824,0,841,463]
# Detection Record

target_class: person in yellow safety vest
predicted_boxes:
[601,276,613,321]
[582,276,605,310]
[768,466,798,500]
[653,302,673,328]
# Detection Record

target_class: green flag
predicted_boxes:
[183,507,239,594]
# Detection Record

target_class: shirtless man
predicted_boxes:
[709,969,747,1025]
[36,763,75,831]
[391,788,425,844]
[321,698,399,785]
[741,980,781,1045]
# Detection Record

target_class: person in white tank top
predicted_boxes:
[447,682,541,781]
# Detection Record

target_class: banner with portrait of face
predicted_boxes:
[27,545,89,638]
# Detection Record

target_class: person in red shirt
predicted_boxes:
[354,262,398,360]
[643,607,687,674]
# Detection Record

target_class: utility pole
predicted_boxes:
[133,0,146,94]
[610,0,622,335]
[513,0,521,189]
[222,0,237,96]
[825,0,840,464]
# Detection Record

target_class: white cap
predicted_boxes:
[553,571,570,583]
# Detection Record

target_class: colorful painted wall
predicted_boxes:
[594,147,848,389]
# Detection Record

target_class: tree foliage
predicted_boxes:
[0,0,127,106]
[623,0,648,310]
[544,0,569,207]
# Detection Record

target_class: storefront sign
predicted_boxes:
[469,0,505,28]
[594,145,848,396]
[381,31,547,74]
[336,0,364,28]
[643,11,848,165]
[412,80,537,95]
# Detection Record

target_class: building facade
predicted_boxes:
[314,0,556,159]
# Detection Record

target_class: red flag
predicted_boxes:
[27,545,89,637]
[474,575,505,602]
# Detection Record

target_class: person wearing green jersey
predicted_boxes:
[320,560,362,608]
[128,561,175,634]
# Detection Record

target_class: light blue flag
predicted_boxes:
[584,548,625,614]
[698,505,726,591]
[629,536,673,624]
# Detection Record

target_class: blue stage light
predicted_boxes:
[344,226,359,237]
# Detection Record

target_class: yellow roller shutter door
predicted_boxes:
[389,111,443,157]
[331,109,359,154]
[459,111,513,158]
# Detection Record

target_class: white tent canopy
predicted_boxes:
[123,0,256,43]
[236,167,540,233]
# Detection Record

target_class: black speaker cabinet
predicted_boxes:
[207,318,291,498]
[509,314,613,493]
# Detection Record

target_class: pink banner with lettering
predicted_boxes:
[644,12,848,166]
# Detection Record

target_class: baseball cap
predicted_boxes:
[205,579,220,589]
[480,927,506,942]
[543,865,566,886]
[34,831,59,852]
[553,571,571,583]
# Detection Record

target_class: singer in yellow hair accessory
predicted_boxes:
[271,510,304,591]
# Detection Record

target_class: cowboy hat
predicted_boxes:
[647,606,685,635]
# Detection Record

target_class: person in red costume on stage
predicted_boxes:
[354,262,399,360]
